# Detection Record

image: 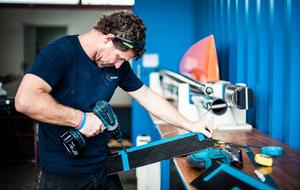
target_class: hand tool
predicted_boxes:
[186,148,232,169]
[60,100,125,157]
[93,101,126,152]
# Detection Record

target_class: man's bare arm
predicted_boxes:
[128,85,213,137]
[15,74,104,137]
[15,74,81,127]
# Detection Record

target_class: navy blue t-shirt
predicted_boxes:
[28,35,143,174]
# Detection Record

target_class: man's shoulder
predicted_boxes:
[50,35,77,49]
[46,35,78,56]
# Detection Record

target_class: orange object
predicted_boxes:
[180,35,219,83]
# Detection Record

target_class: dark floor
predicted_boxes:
[0,161,185,190]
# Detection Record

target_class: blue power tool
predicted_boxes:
[187,148,231,169]
[61,101,124,157]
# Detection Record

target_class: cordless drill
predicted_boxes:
[61,101,124,157]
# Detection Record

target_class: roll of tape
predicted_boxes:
[254,154,273,167]
[261,146,283,157]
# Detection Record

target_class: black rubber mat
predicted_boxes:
[107,134,215,175]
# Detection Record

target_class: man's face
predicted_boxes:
[94,41,135,69]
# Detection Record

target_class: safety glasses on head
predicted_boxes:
[114,36,144,50]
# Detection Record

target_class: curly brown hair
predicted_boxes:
[93,11,146,60]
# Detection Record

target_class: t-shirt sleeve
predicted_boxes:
[27,43,68,88]
[118,61,144,92]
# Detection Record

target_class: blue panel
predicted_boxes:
[289,0,300,150]
[219,0,229,80]
[256,0,271,133]
[160,160,170,190]
[269,0,285,141]
[282,0,292,149]
[193,0,300,150]
[227,0,237,83]
[213,0,221,77]
[236,0,246,82]
[245,0,257,125]
[134,0,196,72]
[213,0,218,40]
[208,0,213,33]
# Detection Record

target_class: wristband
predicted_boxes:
[76,112,86,130]
[76,112,84,128]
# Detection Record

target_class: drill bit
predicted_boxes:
[118,139,127,153]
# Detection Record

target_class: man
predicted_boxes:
[15,11,213,190]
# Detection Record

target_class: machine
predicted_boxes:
[150,69,253,130]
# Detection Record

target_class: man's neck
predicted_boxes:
[78,29,104,61]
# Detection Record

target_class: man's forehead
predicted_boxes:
[118,49,135,60]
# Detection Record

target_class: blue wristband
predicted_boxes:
[77,112,86,130]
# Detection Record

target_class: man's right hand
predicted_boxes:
[79,112,106,137]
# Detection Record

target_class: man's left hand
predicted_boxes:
[184,120,214,138]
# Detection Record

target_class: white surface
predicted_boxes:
[82,0,134,5]
[136,135,161,190]
[149,72,163,96]
[142,54,159,68]
[178,83,199,121]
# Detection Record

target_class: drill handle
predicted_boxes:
[93,101,119,131]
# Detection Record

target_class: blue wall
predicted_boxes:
[195,0,300,151]
[134,0,197,72]
[133,0,300,151]
[132,0,197,144]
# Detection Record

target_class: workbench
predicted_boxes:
[151,116,300,190]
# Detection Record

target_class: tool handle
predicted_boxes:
[93,101,119,131]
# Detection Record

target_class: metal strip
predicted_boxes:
[107,133,215,175]
[118,150,130,171]
[125,132,197,153]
